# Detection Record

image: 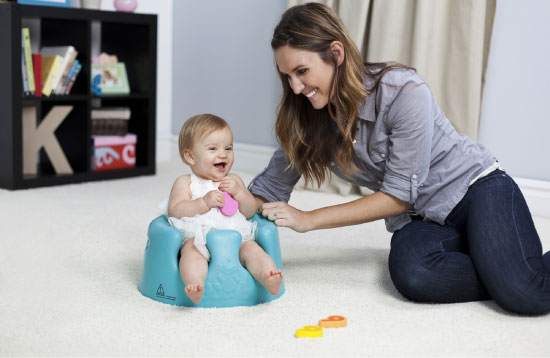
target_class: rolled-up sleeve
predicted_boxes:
[380,82,433,204]
[248,147,301,203]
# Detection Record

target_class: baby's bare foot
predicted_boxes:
[185,283,204,304]
[262,269,283,296]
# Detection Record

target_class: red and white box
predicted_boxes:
[93,133,137,171]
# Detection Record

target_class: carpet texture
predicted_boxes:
[1,159,549,357]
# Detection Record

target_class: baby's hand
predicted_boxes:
[219,176,241,197]
[203,190,225,209]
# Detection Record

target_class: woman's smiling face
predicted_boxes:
[275,45,336,110]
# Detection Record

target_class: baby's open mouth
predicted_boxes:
[214,162,226,170]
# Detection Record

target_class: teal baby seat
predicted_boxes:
[139,214,285,307]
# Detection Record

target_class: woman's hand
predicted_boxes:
[260,201,313,233]
[203,190,225,209]
[259,192,410,233]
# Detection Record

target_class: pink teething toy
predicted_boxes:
[219,191,239,216]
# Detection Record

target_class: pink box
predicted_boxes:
[93,133,137,171]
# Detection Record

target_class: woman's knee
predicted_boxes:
[491,283,550,315]
[475,254,550,315]
[388,247,434,302]
[389,220,465,302]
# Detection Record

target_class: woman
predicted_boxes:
[249,2,550,315]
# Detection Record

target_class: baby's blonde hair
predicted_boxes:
[178,113,230,165]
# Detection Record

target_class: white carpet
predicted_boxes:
[1,159,550,357]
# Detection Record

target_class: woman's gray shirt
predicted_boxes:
[248,69,495,232]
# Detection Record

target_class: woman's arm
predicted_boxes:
[260,191,410,232]
[254,195,268,209]
[247,147,302,203]
[248,148,410,231]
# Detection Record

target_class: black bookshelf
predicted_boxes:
[0,3,157,189]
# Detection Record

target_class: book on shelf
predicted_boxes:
[40,45,76,95]
[21,34,29,95]
[64,60,82,95]
[41,55,63,97]
[54,49,78,94]
[32,53,42,97]
[22,28,35,95]
[17,30,83,97]
[59,56,77,94]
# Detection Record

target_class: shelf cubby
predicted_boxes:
[0,3,157,190]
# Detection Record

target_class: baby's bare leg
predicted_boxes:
[179,238,208,303]
[239,241,283,296]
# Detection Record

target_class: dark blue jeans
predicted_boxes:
[388,170,550,315]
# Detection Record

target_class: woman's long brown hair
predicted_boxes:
[272,3,412,187]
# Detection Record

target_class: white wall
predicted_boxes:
[102,0,283,166]
[479,0,550,181]
[478,0,550,217]
[171,0,285,148]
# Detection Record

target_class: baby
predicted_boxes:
[167,113,283,304]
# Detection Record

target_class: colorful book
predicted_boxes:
[41,55,63,97]
[40,45,75,95]
[55,50,78,94]
[22,28,35,95]
[64,60,82,95]
[60,57,79,94]
[32,53,42,97]
[21,34,29,95]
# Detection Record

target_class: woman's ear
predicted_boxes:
[330,41,345,66]
[183,149,195,165]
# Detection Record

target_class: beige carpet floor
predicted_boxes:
[1,158,549,357]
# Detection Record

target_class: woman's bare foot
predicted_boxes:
[261,269,283,296]
[185,283,204,303]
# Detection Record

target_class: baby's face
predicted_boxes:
[188,127,234,181]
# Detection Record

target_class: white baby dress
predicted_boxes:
[167,173,256,261]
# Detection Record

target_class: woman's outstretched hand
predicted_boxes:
[257,191,410,233]
[260,202,312,233]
